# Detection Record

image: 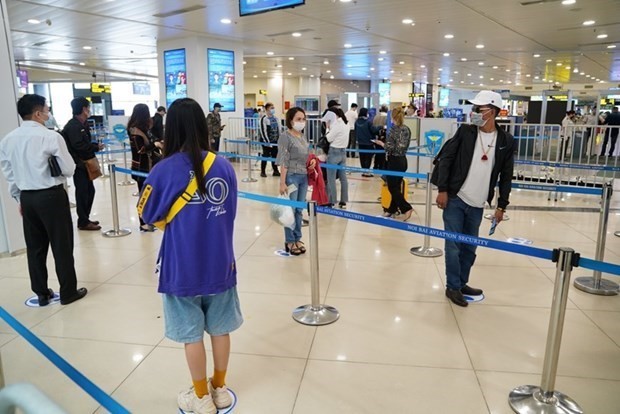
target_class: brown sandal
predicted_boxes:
[296,241,306,254]
[285,243,302,256]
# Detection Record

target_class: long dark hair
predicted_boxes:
[164,98,210,196]
[127,103,151,134]
[328,107,348,124]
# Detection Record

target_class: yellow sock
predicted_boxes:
[211,369,227,389]
[192,378,209,398]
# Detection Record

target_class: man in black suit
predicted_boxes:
[151,106,166,141]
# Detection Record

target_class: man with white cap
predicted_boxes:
[433,90,516,307]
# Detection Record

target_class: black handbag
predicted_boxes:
[318,136,330,154]
[48,156,62,177]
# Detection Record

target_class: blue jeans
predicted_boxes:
[326,148,348,205]
[285,173,308,244]
[442,196,483,290]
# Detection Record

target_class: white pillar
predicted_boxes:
[0,0,25,254]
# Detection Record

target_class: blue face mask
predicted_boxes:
[270,109,275,115]
[471,112,488,127]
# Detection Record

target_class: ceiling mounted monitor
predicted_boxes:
[239,0,305,17]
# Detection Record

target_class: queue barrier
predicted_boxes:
[0,307,130,414]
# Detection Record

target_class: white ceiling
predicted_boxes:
[7,0,620,87]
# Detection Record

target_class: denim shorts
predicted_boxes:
[162,287,243,343]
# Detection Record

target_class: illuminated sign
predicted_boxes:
[259,89,267,95]
[208,48,236,112]
[91,83,111,93]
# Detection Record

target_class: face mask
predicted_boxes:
[270,109,275,115]
[293,121,305,132]
[471,112,488,127]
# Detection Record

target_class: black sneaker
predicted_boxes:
[273,171,281,177]
[461,285,483,296]
[260,172,267,177]
[445,288,468,307]
[338,202,347,209]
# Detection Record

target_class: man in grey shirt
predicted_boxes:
[0,94,88,306]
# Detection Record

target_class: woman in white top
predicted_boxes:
[325,107,349,208]
[560,110,576,159]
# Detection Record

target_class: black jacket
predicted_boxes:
[434,123,516,210]
[355,118,381,146]
[150,113,164,140]
[62,117,98,168]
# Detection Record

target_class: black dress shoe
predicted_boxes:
[273,171,281,177]
[38,288,54,307]
[90,220,100,225]
[61,288,88,305]
[461,285,483,296]
[260,172,267,177]
[445,288,468,307]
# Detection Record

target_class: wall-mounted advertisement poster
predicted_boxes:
[208,48,236,112]
[378,82,391,106]
[164,48,187,107]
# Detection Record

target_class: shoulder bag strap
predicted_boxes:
[154,152,217,230]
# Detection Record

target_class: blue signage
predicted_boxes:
[112,124,128,141]
[424,130,445,154]
[239,0,305,16]
[164,48,187,107]
[208,49,236,112]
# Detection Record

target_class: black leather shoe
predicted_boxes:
[38,288,54,307]
[61,288,88,305]
[461,285,483,296]
[273,171,281,177]
[445,288,468,307]
[260,172,267,177]
[90,220,100,226]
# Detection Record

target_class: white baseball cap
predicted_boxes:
[466,90,503,110]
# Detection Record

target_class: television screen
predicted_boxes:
[294,96,319,114]
[378,83,391,106]
[208,49,236,112]
[439,88,450,107]
[132,83,151,95]
[239,0,305,16]
[164,49,187,107]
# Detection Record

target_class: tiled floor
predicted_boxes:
[1,159,620,413]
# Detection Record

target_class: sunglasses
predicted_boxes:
[472,106,493,113]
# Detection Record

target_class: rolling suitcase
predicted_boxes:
[381,178,408,210]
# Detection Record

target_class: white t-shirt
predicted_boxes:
[326,118,350,148]
[345,109,358,130]
[457,130,497,208]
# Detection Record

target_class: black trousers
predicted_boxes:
[261,145,279,174]
[601,128,619,156]
[212,136,221,152]
[73,166,96,228]
[347,130,357,158]
[21,185,78,299]
[358,144,374,169]
[386,156,412,214]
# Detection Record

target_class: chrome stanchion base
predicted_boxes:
[241,177,258,183]
[117,180,135,186]
[615,231,620,237]
[484,213,510,221]
[409,246,443,257]
[573,277,619,296]
[508,385,583,414]
[292,304,339,326]
[103,228,132,238]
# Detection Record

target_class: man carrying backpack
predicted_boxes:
[258,102,280,177]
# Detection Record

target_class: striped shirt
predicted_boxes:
[276,129,309,174]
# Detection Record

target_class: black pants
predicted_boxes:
[212,136,221,152]
[347,130,357,158]
[601,129,619,156]
[358,144,374,169]
[386,156,412,214]
[73,166,95,228]
[21,185,78,299]
[261,145,279,174]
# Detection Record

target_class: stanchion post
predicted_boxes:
[410,171,443,257]
[573,181,619,295]
[241,139,257,183]
[292,201,340,326]
[0,348,5,390]
[117,143,135,186]
[103,164,132,238]
[509,247,583,414]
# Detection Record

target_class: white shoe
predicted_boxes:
[178,387,217,414]
[208,379,233,409]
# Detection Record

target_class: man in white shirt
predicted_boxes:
[0,94,88,306]
[344,103,358,158]
[433,91,515,307]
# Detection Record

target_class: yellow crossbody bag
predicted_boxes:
[139,152,217,231]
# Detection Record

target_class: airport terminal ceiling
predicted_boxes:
[6,0,620,86]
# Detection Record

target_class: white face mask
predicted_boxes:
[471,112,487,127]
[293,121,305,132]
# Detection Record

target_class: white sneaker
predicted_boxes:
[177,387,217,414]
[208,379,233,409]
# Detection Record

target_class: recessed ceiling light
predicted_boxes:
[420,64,426,68]
[310,75,314,78]
[478,62,484,66]
[476,44,484,49]
[378,57,384,61]
[565,66,571,70]
[287,72,292,75]
[460,81,464,84]
[242,61,247,64]
[453,71,458,74]
[444,34,454,39]
[461,58,467,61]
[347,72,352,76]
[546,59,553,62]
[399,61,405,65]
[323,60,329,65]
[580,72,584,75]
[499,80,503,83]
[369,68,374,71]
[39,53,46,57]
[402,18,413,24]
[326,69,332,73]
[339,0,352,2]
[490,78,495,80]
[407,73,412,76]
[79,62,85,66]
[288,57,295,60]
[597,34,608,39]
[267,51,274,55]
[292,32,302,37]
[220,18,232,24]
[330,75,335,79]
[607,45,617,49]
[437,77,441,80]
[526,74,531,77]
[561,0,576,4]
[261,70,267,73]
[471,82,475,85]
[542,78,547,82]
[83,46,92,50]
[534,76,539,79]
[516,72,521,75]
[347,64,352,68]
[492,65,498,69]
[276,64,282,68]
[583,20,595,26]
[438,68,443,71]
[467,73,472,76]
[586,74,591,77]
[344,43,352,48]
[28,18,41,24]
[390,70,394,73]
[480,83,484,86]
[302,67,307,70]
[556,63,562,66]
[379,50,387,54]
[506,69,510,72]
[253,75,258,78]
[533,54,541,58]
[479,75,484,79]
